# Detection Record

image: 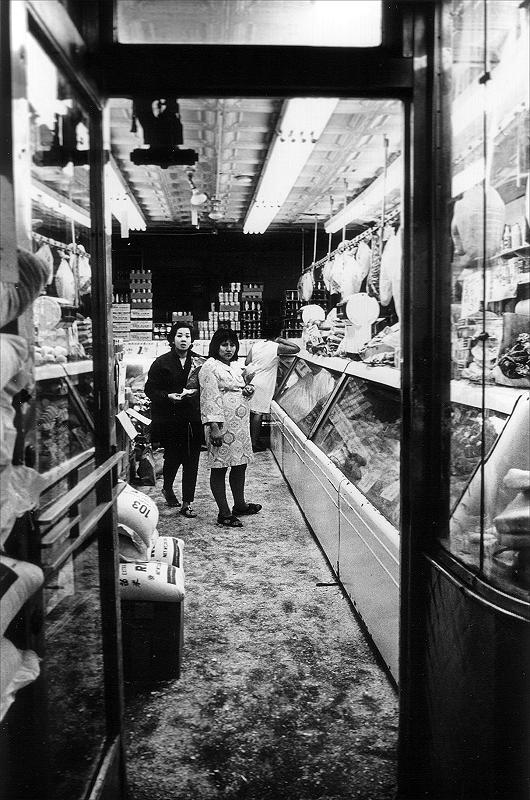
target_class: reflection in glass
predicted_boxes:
[27,33,95,474]
[313,379,400,528]
[275,359,341,435]
[45,539,106,800]
[117,0,382,47]
[445,0,530,597]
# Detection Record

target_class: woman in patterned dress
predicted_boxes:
[199,328,262,527]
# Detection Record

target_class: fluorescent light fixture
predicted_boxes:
[244,97,339,234]
[105,160,146,234]
[325,156,402,233]
[31,179,91,228]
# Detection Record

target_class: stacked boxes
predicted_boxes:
[130,270,153,341]
[240,283,263,339]
[112,300,131,340]
[197,283,241,339]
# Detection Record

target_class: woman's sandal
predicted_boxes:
[179,506,197,518]
[217,514,243,528]
[232,503,262,516]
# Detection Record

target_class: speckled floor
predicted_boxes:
[124,449,398,800]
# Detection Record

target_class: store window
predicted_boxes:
[444,0,530,599]
[44,539,107,800]
[116,0,382,47]
[27,33,95,478]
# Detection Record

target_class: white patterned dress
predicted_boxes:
[199,357,253,468]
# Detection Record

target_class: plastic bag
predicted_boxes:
[0,637,40,721]
[0,335,28,391]
[0,249,48,328]
[0,556,44,634]
[0,465,47,546]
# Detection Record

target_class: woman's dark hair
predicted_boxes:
[167,322,194,344]
[208,327,239,361]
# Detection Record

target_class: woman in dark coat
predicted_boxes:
[145,322,204,516]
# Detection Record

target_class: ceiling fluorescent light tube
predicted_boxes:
[325,156,402,234]
[244,97,338,234]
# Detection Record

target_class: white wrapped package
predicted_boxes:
[117,483,159,547]
[297,270,314,302]
[379,228,402,317]
[0,637,40,721]
[329,249,344,295]
[0,556,44,635]
[149,537,184,569]
[54,252,76,304]
[356,240,372,284]
[340,248,361,299]
[119,561,185,602]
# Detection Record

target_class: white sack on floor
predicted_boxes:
[117,482,159,546]
[149,537,185,569]
[119,561,185,602]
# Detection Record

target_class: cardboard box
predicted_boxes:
[129,332,154,342]
[112,323,132,332]
[112,312,131,322]
[131,320,153,331]
[131,309,154,319]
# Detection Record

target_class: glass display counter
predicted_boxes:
[271,351,529,678]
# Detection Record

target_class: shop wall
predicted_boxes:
[112,228,331,322]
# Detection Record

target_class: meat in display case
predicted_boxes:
[313,379,400,528]
[275,357,343,436]
[271,352,530,679]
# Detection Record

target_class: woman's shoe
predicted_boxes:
[162,488,181,507]
[232,503,262,516]
[179,505,197,518]
[217,514,243,527]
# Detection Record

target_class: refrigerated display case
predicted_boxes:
[271,351,529,681]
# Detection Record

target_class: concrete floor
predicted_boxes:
[124,449,398,800]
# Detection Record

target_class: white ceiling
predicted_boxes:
[108,96,403,234]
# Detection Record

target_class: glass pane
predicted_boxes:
[27,33,95,474]
[445,0,530,598]
[44,538,106,799]
[275,358,341,435]
[117,0,382,47]
[313,377,400,528]
[275,355,296,390]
